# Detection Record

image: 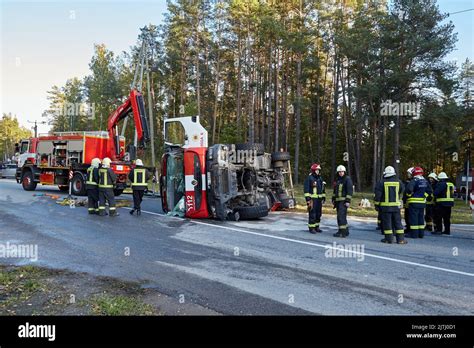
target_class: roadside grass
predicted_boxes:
[0,265,47,311]
[292,185,473,224]
[88,294,154,316]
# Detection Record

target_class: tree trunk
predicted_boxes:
[294,53,302,184]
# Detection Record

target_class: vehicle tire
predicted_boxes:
[234,204,268,220]
[271,151,290,162]
[71,173,86,196]
[114,189,124,196]
[58,185,69,192]
[235,143,264,156]
[21,171,37,191]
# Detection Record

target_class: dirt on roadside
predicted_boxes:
[0,264,220,316]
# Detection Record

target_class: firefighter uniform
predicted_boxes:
[374,167,406,244]
[405,169,432,238]
[332,166,353,238]
[402,167,414,233]
[128,159,150,216]
[86,164,100,214]
[433,173,454,235]
[304,168,326,233]
[425,173,438,232]
[98,158,118,217]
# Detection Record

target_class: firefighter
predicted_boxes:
[405,167,432,238]
[374,166,407,244]
[433,172,454,235]
[129,159,150,216]
[98,157,119,217]
[425,173,438,232]
[332,165,353,238]
[402,167,414,234]
[303,163,326,233]
[86,158,100,215]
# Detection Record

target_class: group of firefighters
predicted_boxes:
[304,163,455,244]
[85,157,150,217]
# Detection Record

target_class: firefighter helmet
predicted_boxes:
[412,167,424,176]
[136,159,143,166]
[437,172,448,180]
[310,163,321,172]
[336,165,346,172]
[428,172,438,180]
[407,167,414,177]
[102,157,111,168]
[383,166,396,178]
[91,158,101,168]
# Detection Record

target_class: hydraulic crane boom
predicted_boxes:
[107,89,150,161]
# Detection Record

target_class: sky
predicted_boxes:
[0,0,473,135]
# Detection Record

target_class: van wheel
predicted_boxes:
[234,204,268,220]
[22,171,37,191]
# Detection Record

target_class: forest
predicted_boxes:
[37,0,473,190]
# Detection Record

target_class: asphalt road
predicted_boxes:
[1,179,473,315]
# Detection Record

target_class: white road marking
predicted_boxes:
[126,208,474,278]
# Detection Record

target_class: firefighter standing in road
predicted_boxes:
[86,158,100,214]
[98,157,119,217]
[433,172,454,235]
[425,173,438,232]
[374,166,407,244]
[402,167,414,234]
[405,167,432,238]
[129,159,150,216]
[304,163,326,234]
[332,165,353,238]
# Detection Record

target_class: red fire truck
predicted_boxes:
[15,89,150,196]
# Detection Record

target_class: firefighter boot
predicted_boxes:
[333,229,343,237]
[129,209,135,215]
[109,209,120,217]
[315,227,322,233]
[396,234,408,244]
[418,229,424,239]
[381,233,394,244]
[345,227,349,237]
[309,228,316,234]
[137,209,141,216]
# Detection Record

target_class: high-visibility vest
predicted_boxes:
[98,168,114,188]
[86,167,97,186]
[436,182,454,203]
[131,168,147,186]
[379,181,401,207]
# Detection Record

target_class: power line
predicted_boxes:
[448,8,474,15]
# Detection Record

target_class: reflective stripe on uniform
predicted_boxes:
[86,167,97,185]
[132,168,147,186]
[98,168,113,188]
[395,229,404,234]
[380,181,401,207]
[436,182,454,202]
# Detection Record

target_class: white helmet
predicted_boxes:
[437,172,448,180]
[407,167,414,177]
[135,159,143,166]
[383,166,396,178]
[102,157,111,168]
[91,158,101,168]
[336,165,346,172]
[428,172,438,180]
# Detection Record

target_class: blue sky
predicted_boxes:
[1,0,473,135]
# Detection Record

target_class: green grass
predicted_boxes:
[292,185,473,224]
[89,294,154,316]
[0,265,47,309]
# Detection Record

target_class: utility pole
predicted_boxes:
[466,141,471,204]
[28,120,46,138]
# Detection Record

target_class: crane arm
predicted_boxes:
[107,89,150,160]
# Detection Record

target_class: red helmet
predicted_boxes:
[310,163,321,172]
[412,167,424,176]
